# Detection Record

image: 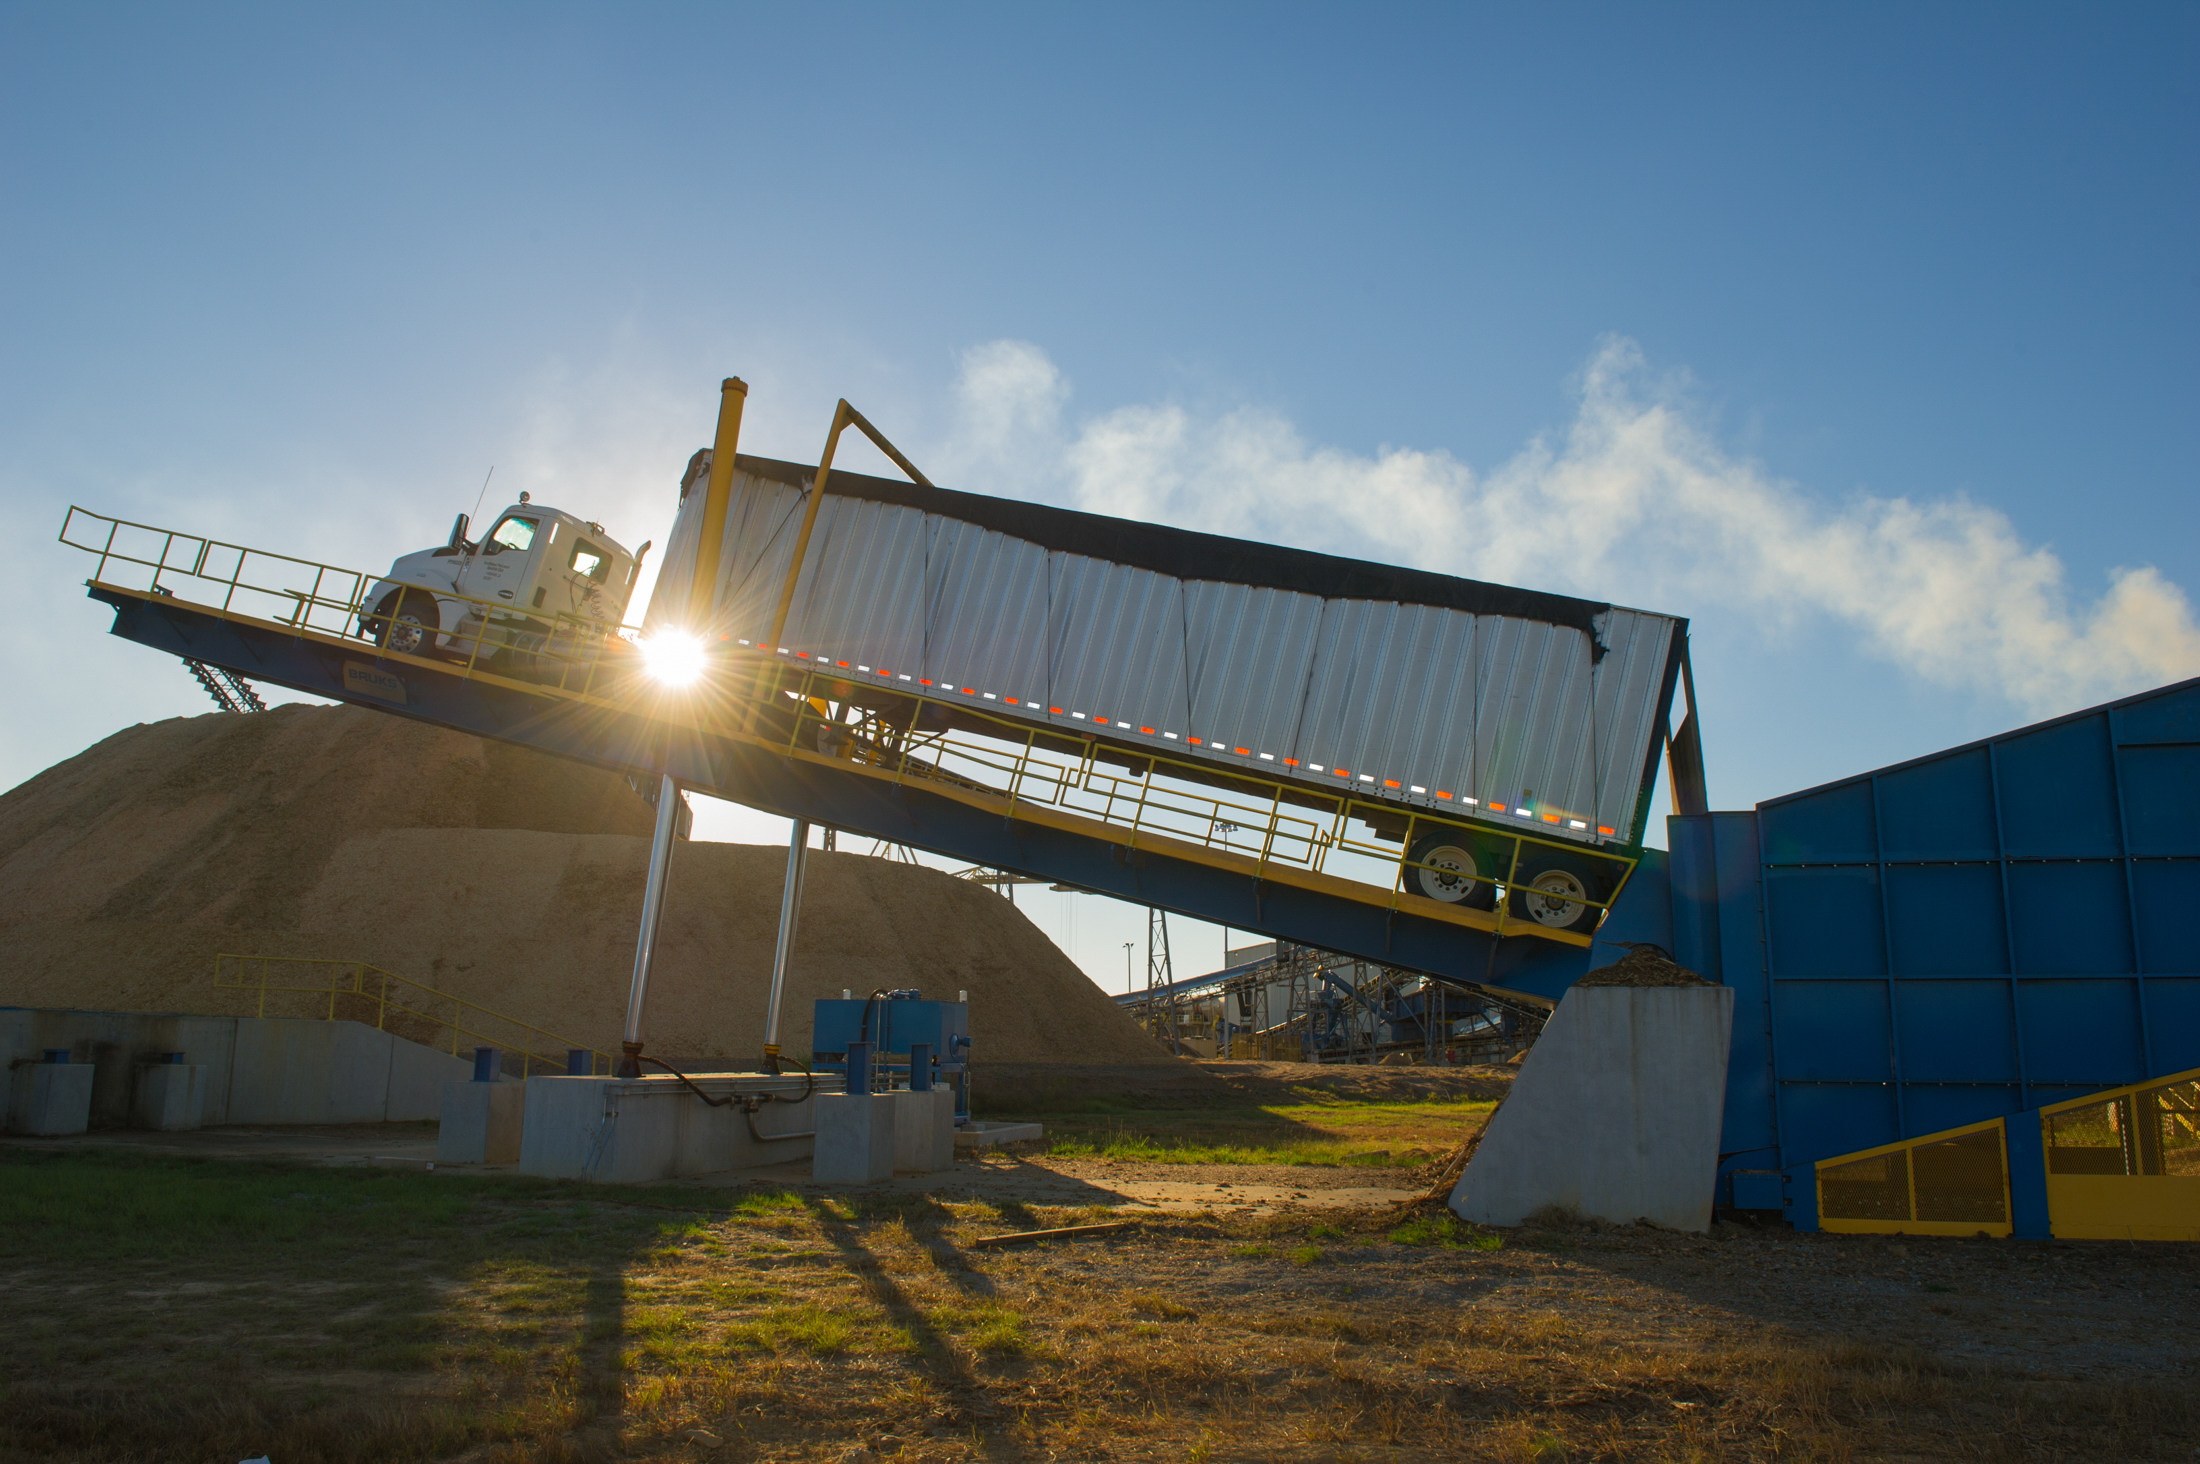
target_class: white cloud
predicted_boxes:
[949,336,2200,717]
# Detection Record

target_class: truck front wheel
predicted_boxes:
[374,591,440,658]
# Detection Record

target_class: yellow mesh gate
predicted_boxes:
[1817,1119,2012,1237]
[2040,1069,2200,1240]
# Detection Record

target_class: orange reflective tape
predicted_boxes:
[1384,779,1400,788]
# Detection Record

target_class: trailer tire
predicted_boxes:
[1403,837,1497,910]
[1509,863,1603,933]
[374,590,440,659]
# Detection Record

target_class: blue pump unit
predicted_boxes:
[812,990,972,1123]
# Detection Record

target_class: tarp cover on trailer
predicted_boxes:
[646,453,1687,849]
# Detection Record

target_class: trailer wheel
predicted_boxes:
[1510,865,1602,933]
[375,591,439,658]
[1403,838,1497,910]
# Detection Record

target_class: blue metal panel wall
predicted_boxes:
[1754,678,2200,1181]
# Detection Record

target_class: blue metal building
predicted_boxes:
[1611,676,2200,1231]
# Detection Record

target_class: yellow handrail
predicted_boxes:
[213,954,614,1078]
[59,505,644,698]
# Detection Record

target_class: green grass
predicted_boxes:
[929,1302,1034,1354]
[1035,1097,1492,1167]
[1388,1214,1503,1250]
[722,1304,861,1357]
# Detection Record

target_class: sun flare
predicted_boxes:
[641,630,706,687]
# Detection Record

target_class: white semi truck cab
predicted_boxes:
[360,493,650,670]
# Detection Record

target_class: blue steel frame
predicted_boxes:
[1701,677,2200,1225]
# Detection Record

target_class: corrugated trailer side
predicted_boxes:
[648,451,1691,931]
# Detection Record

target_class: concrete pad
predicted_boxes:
[955,1120,1044,1149]
[517,1073,816,1183]
[130,1064,208,1131]
[814,1092,896,1184]
[893,1088,956,1174]
[1450,985,1733,1233]
[8,1063,95,1136]
[438,1081,525,1164]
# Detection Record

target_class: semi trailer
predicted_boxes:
[644,447,1698,933]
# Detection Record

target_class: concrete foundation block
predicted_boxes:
[438,1081,526,1164]
[130,1064,208,1131]
[1450,985,1734,1233]
[9,1063,95,1136]
[813,1093,897,1184]
[517,1074,816,1183]
[893,1088,957,1174]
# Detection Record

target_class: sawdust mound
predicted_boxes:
[1573,943,1712,988]
[0,705,1170,1067]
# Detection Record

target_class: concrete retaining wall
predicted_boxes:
[1,1007,470,1128]
[1449,985,1734,1233]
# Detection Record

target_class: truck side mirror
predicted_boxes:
[448,513,471,551]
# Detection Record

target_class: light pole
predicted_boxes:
[1124,941,1134,994]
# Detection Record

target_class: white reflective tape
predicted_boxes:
[1359,775,1374,782]
[1310,763,1325,771]
[983,693,996,700]
[858,664,871,672]
[1258,753,1274,761]
[1072,712,1086,719]
[1569,820,1587,829]
[898,674,911,681]
[1410,785,1427,794]
[1163,732,1178,739]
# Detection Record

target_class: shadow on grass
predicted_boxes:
[801,1190,1025,1437]
[0,1146,715,1463]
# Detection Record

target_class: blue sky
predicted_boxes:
[6,4,2196,989]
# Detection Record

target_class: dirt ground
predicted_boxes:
[8,1122,2195,1463]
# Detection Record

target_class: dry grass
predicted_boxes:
[4,1146,2195,1463]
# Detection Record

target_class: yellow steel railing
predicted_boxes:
[64,504,1633,946]
[215,954,613,1078]
[59,506,645,698]
[776,661,1636,940]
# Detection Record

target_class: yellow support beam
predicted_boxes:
[688,376,749,629]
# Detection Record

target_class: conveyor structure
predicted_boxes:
[58,375,2199,1236]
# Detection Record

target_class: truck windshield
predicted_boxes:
[488,515,538,553]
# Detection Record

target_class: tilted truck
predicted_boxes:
[360,493,651,672]
[642,448,1697,934]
